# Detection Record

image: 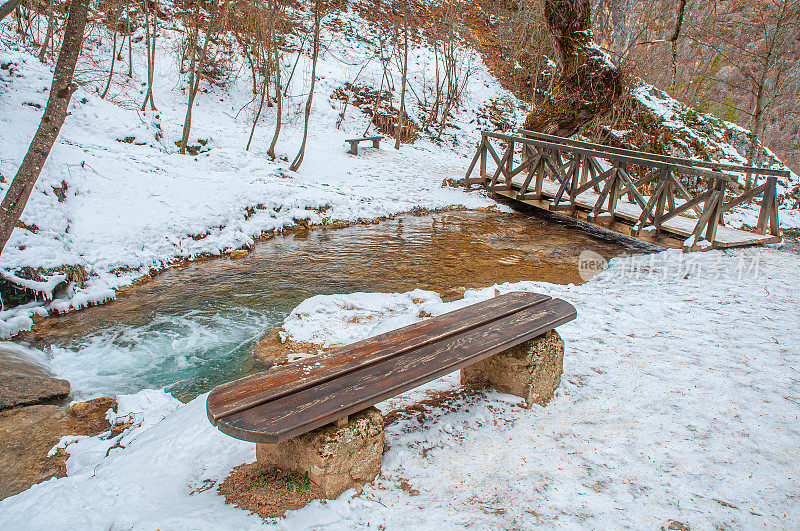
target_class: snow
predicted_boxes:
[1,7,799,526]
[2,248,799,528]
[0,6,525,337]
[279,288,443,347]
[1,5,798,339]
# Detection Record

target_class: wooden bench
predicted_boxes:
[207,291,575,498]
[345,135,384,155]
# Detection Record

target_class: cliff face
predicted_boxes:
[592,0,800,173]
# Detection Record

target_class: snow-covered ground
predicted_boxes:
[1,248,798,528]
[0,7,524,336]
[2,4,798,338]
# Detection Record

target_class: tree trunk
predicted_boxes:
[746,83,765,189]
[289,0,320,172]
[524,0,622,136]
[246,48,267,151]
[669,0,687,90]
[395,11,408,150]
[126,2,132,77]
[38,0,56,62]
[267,2,282,160]
[102,0,125,99]
[0,0,23,23]
[140,0,157,111]
[0,0,89,257]
[179,0,218,154]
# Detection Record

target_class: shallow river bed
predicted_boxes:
[18,209,649,400]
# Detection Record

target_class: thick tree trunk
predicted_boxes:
[0,0,89,257]
[0,0,23,23]
[524,0,622,136]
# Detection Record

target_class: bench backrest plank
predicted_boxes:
[207,292,550,422]
[209,294,576,443]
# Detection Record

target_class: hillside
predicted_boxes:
[0,0,797,338]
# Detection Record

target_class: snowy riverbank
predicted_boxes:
[1,247,798,528]
[3,3,800,339]
[0,7,522,337]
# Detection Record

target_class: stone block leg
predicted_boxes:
[461,330,564,408]
[255,406,384,499]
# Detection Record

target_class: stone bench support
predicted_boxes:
[255,406,384,499]
[461,330,564,408]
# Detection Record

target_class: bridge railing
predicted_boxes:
[464,130,785,247]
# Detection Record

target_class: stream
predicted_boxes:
[15,209,650,401]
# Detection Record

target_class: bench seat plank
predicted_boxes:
[207,292,550,422]
[345,136,384,142]
[210,295,576,443]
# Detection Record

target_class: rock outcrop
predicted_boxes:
[0,348,71,411]
[0,397,117,500]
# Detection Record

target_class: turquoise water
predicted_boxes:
[20,210,647,400]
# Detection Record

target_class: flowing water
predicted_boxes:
[17,209,650,401]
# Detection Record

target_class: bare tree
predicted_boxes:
[689,0,799,186]
[669,0,687,89]
[38,0,56,62]
[289,0,321,172]
[0,0,24,24]
[179,0,220,154]
[102,0,125,99]
[140,0,158,110]
[267,0,283,160]
[0,0,89,256]
[246,40,268,151]
[395,6,408,150]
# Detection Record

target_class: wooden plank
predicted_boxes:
[688,190,722,242]
[721,182,767,213]
[756,177,777,235]
[669,172,704,216]
[480,136,487,179]
[633,170,667,231]
[590,168,617,218]
[517,154,542,197]
[574,167,615,197]
[214,298,577,443]
[490,145,513,188]
[657,189,713,225]
[615,167,649,211]
[464,142,483,180]
[208,292,552,423]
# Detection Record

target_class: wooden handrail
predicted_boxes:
[515,128,790,178]
[482,131,737,183]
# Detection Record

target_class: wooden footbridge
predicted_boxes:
[465,130,786,250]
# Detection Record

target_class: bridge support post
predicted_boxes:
[461,330,564,407]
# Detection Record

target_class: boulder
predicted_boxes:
[0,397,118,500]
[0,349,70,411]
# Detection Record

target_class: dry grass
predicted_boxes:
[218,462,323,519]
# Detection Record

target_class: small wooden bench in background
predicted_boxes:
[345,135,384,155]
[207,291,576,499]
